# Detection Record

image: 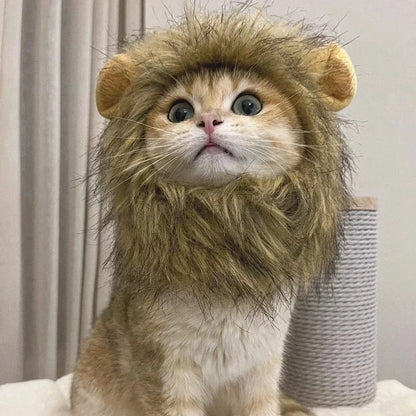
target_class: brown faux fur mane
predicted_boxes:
[93,8,352,314]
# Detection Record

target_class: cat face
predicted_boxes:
[145,68,303,186]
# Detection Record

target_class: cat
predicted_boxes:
[71,8,355,416]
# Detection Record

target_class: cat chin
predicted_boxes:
[162,156,259,186]
[162,161,283,187]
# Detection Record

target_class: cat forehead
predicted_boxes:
[168,70,262,111]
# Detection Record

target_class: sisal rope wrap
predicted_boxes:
[281,199,377,408]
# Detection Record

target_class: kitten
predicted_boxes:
[71,9,355,416]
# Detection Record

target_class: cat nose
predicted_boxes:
[196,113,223,135]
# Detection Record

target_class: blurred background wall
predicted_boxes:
[1,0,415,388]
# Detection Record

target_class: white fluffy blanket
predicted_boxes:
[0,375,415,415]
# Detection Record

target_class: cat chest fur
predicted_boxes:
[150,296,292,389]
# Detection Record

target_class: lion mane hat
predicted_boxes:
[92,6,356,312]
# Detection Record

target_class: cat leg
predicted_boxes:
[161,358,206,416]
[70,384,122,416]
[231,368,316,416]
[230,360,280,416]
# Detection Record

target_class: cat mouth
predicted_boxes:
[195,143,234,159]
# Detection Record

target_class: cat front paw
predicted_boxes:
[280,394,315,416]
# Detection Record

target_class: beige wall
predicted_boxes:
[146,0,416,388]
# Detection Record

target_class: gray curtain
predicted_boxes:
[0,0,144,384]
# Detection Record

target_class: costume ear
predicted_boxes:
[306,43,357,111]
[96,54,136,119]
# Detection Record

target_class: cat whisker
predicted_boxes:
[103,146,173,165]
[146,143,181,151]
[224,158,256,186]
[142,152,181,183]
[253,143,338,159]
[113,117,173,134]
[127,135,178,140]
[103,154,170,197]
[245,138,335,149]
[246,144,307,177]
[122,151,178,175]
[102,133,175,141]
[257,150,289,178]
[95,153,163,177]
[157,152,187,179]
[239,136,341,154]
[243,147,283,178]
[103,149,143,159]
[255,144,323,167]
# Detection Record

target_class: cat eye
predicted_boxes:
[232,94,262,116]
[168,100,194,123]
